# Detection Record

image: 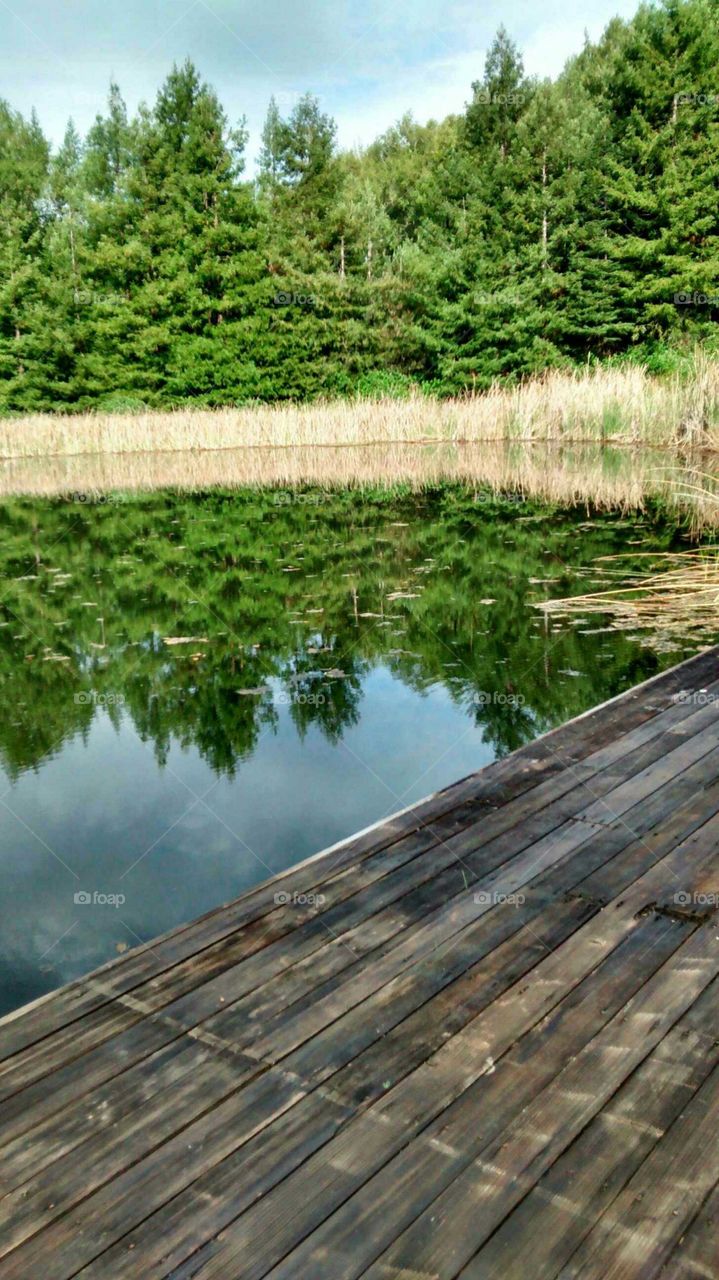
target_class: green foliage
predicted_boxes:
[354,370,419,399]
[464,26,534,156]
[1,0,718,411]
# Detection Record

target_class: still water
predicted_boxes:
[0,487,711,1015]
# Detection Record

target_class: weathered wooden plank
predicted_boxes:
[68,913,690,1280]
[0,1064,332,1280]
[661,1178,719,1279]
[4,668,710,1081]
[5,724,714,1166]
[210,838,719,1280]
[0,1034,219,1193]
[0,1048,264,1257]
[143,827,719,1280]
[12,798,711,1269]
[1,897,595,1267]
[252,769,719,1082]
[458,976,719,1279]
[190,722,719,1048]
[329,782,719,1113]
[7,750,710,1196]
[352,925,719,1280]
[554,1059,719,1280]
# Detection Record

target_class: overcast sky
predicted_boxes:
[1,0,642,168]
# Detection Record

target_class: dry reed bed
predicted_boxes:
[3,361,719,459]
[538,548,719,645]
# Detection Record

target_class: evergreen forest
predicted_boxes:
[1,0,718,412]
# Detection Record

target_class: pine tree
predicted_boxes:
[436,31,546,386]
[572,0,719,353]
[465,28,533,157]
[257,97,283,199]
[83,83,133,198]
[0,103,49,409]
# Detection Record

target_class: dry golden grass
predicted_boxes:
[3,359,719,459]
[538,548,719,648]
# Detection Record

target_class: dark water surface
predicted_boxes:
[0,488,711,1015]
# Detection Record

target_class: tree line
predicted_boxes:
[1,0,718,412]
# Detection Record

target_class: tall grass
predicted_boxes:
[3,358,719,459]
[538,548,719,648]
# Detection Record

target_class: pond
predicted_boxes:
[0,485,714,1016]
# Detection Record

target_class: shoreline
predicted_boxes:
[0,438,716,532]
[3,434,719,463]
[2,363,719,461]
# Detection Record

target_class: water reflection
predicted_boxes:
[0,487,713,1014]
[0,441,718,532]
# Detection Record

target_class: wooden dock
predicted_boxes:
[1,648,719,1279]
